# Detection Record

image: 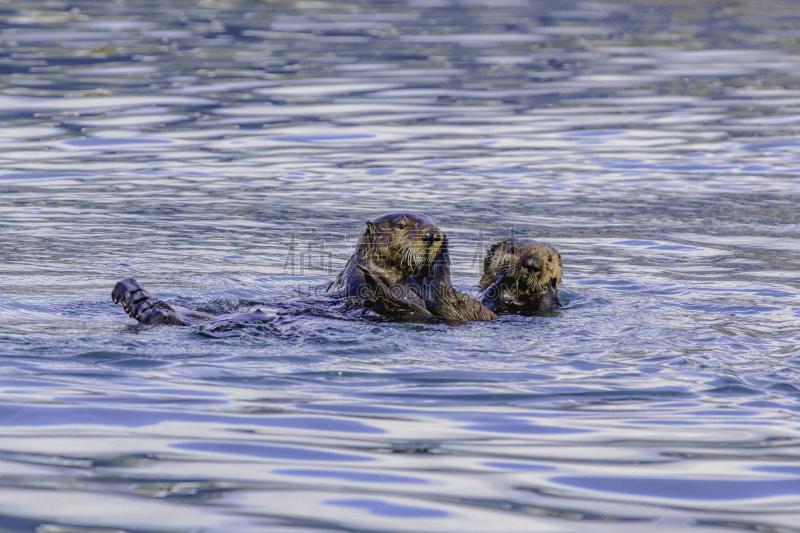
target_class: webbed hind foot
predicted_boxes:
[112,278,187,326]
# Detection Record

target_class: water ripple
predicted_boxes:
[2,0,800,532]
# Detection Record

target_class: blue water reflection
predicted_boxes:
[324,498,448,518]
[275,468,426,484]
[552,476,800,501]
[0,405,382,433]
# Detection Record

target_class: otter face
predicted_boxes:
[480,238,563,295]
[366,212,444,274]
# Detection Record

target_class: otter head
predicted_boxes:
[480,238,562,296]
[362,212,445,276]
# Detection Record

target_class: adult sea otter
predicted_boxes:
[327,211,496,323]
[112,211,497,326]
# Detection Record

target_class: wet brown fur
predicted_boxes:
[327,211,444,299]
[328,212,496,323]
[479,238,563,314]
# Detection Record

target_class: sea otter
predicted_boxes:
[112,211,496,326]
[479,238,563,314]
[327,211,496,323]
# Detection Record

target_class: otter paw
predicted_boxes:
[356,264,431,318]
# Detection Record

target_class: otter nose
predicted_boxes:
[423,227,441,244]
[522,255,542,272]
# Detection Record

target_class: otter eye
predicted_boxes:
[548,255,553,262]
[396,222,408,230]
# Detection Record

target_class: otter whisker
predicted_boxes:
[401,243,412,271]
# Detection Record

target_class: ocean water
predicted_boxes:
[2,0,800,531]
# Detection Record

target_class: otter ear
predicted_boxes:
[357,221,377,259]
[364,222,378,244]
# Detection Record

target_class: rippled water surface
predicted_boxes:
[2,0,800,531]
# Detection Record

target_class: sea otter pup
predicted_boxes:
[327,211,496,323]
[479,238,563,314]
